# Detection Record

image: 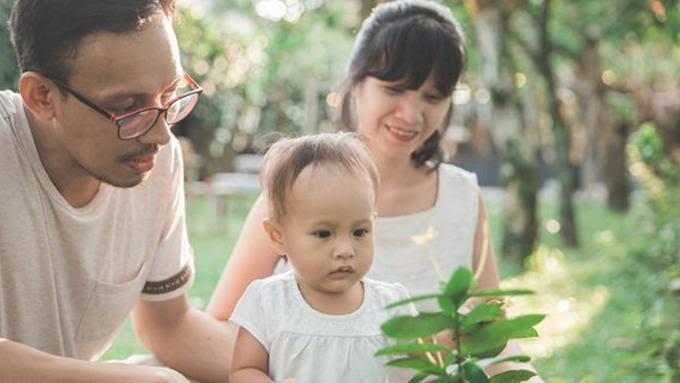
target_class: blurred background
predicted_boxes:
[1,0,678,381]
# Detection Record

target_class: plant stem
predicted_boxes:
[453,309,464,382]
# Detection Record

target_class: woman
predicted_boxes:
[209,0,540,379]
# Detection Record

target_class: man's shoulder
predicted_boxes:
[0,90,21,124]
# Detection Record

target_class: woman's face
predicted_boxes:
[352,75,451,163]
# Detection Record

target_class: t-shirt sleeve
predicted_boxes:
[230,280,269,351]
[141,138,195,301]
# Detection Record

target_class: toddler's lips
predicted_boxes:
[330,265,354,275]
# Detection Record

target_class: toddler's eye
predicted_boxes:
[313,230,332,239]
[353,228,369,238]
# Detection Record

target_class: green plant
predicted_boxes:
[376,267,544,383]
[627,123,680,381]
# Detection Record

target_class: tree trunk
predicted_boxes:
[603,120,631,211]
[468,2,540,261]
[573,37,630,212]
[359,0,382,20]
[536,0,579,247]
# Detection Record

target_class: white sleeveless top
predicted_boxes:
[366,164,480,311]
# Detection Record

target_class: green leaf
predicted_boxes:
[408,371,432,383]
[386,357,446,375]
[382,313,453,339]
[485,355,532,366]
[442,267,473,307]
[489,370,537,383]
[474,344,508,359]
[386,293,444,309]
[375,342,450,356]
[461,303,504,332]
[461,315,545,356]
[462,361,491,383]
[437,294,457,316]
[469,289,534,298]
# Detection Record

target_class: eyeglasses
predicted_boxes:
[52,73,203,140]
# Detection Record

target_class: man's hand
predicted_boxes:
[0,338,192,383]
[133,296,234,383]
[130,365,191,383]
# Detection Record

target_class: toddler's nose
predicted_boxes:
[333,239,355,259]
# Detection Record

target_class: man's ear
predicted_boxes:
[262,218,286,256]
[18,71,58,122]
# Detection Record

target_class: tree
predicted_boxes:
[459,0,540,260]
[0,0,19,90]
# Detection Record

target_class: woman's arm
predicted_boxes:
[206,195,282,321]
[471,194,544,382]
[230,327,272,383]
[472,195,500,291]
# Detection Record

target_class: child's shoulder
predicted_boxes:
[364,278,418,316]
[363,278,410,302]
[244,270,298,298]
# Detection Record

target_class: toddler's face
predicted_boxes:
[278,164,376,297]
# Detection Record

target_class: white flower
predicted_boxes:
[410,226,439,246]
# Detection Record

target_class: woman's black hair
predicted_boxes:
[341,0,466,169]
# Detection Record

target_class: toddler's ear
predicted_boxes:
[262,218,286,256]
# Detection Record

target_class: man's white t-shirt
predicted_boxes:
[0,90,194,360]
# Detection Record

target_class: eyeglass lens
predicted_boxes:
[117,93,200,140]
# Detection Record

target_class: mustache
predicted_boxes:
[118,145,159,162]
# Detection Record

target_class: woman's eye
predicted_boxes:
[313,230,332,239]
[384,85,404,95]
[353,228,369,238]
[425,94,447,103]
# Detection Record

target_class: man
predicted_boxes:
[0,1,233,382]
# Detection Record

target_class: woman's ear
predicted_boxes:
[262,218,286,256]
[18,71,58,122]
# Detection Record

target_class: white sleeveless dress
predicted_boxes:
[366,164,480,311]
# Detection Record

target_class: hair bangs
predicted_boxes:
[364,16,460,96]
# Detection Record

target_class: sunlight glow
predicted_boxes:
[255,0,304,23]
[515,72,527,88]
[629,162,644,177]
[502,247,611,359]
[595,230,614,245]
[601,70,616,86]
[325,92,342,108]
[474,88,491,104]
[453,84,471,105]
[546,219,561,234]
[255,0,287,22]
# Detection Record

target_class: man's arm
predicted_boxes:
[206,194,282,321]
[132,294,236,383]
[0,338,189,383]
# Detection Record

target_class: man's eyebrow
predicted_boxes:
[98,76,184,104]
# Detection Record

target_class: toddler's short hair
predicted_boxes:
[260,132,379,222]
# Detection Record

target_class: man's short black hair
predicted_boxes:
[9,0,176,83]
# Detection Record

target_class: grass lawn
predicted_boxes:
[102,190,666,382]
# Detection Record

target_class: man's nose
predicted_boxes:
[138,114,171,147]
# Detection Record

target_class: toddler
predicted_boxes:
[229,133,416,383]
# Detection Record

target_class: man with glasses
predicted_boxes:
[0,1,233,382]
